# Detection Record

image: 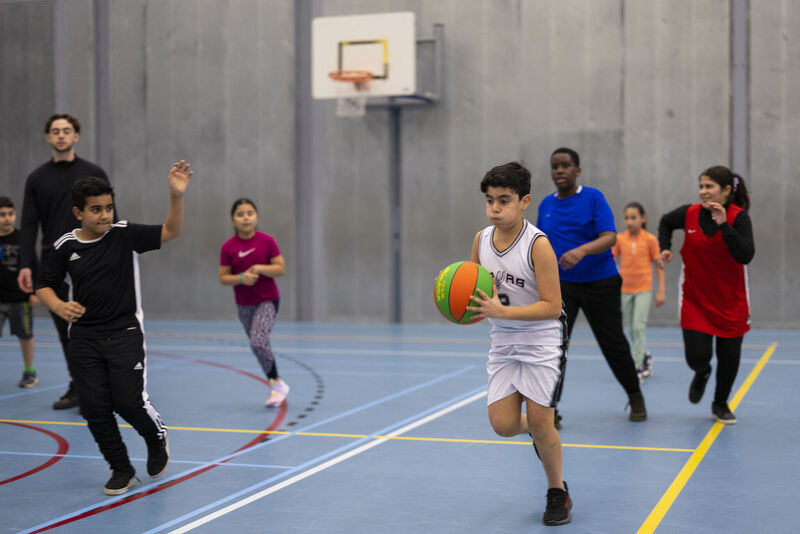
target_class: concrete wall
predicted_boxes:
[0,0,56,204]
[0,0,296,322]
[750,1,800,328]
[0,0,797,327]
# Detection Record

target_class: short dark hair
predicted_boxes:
[480,162,531,199]
[72,177,114,210]
[44,114,81,134]
[0,196,14,210]
[230,197,258,217]
[551,147,580,167]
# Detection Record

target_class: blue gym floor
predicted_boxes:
[1,319,798,533]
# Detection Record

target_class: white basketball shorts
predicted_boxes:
[486,344,565,407]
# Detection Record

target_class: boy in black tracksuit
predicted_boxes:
[36,161,193,495]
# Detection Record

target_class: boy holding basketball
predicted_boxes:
[467,161,572,526]
[35,161,192,495]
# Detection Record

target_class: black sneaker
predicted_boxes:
[554,408,562,430]
[689,366,712,404]
[147,434,170,477]
[103,466,136,495]
[627,391,647,421]
[711,402,737,424]
[542,481,572,526]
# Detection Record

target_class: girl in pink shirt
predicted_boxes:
[219,198,288,407]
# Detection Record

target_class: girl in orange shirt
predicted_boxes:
[612,202,665,382]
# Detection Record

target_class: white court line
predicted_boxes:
[167,390,487,534]
[6,340,798,364]
[4,331,780,351]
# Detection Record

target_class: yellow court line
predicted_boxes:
[1,419,693,452]
[563,443,694,453]
[637,342,778,534]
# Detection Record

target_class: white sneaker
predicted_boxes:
[642,352,653,378]
[636,367,645,385]
[265,379,290,408]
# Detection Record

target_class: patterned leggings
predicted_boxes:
[237,300,279,380]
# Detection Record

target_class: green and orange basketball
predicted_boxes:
[434,261,494,324]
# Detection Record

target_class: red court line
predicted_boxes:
[150,351,271,385]
[28,350,286,533]
[0,422,69,485]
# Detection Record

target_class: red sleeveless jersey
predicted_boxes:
[679,203,750,338]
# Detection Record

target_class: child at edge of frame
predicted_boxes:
[466,161,573,526]
[0,196,40,388]
[35,161,193,495]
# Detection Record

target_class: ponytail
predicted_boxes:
[730,173,750,211]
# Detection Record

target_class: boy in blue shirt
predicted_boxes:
[537,148,646,423]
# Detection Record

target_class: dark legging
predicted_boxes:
[237,300,279,380]
[682,329,743,404]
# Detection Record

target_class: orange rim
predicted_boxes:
[329,70,373,90]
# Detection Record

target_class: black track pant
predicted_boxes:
[50,280,74,394]
[559,275,641,398]
[682,329,743,404]
[67,334,166,470]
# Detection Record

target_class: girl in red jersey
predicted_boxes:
[219,198,289,408]
[658,166,754,424]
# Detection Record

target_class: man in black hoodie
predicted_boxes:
[18,114,110,410]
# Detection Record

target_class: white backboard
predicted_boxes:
[312,12,416,99]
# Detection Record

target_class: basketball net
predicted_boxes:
[330,70,373,119]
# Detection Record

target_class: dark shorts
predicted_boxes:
[0,301,33,340]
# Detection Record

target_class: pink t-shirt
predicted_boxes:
[220,232,281,306]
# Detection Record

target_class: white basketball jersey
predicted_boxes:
[478,220,565,347]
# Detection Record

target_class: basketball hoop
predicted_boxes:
[329,70,374,118]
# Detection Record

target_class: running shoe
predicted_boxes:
[146,433,170,477]
[641,351,653,378]
[712,401,737,424]
[103,466,136,495]
[18,370,38,388]
[265,379,290,408]
[689,366,712,404]
[542,481,572,526]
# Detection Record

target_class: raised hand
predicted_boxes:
[168,160,193,196]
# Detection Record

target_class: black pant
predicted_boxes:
[50,280,75,395]
[682,329,743,404]
[560,275,641,397]
[67,334,166,470]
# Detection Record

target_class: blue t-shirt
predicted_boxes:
[536,185,619,283]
